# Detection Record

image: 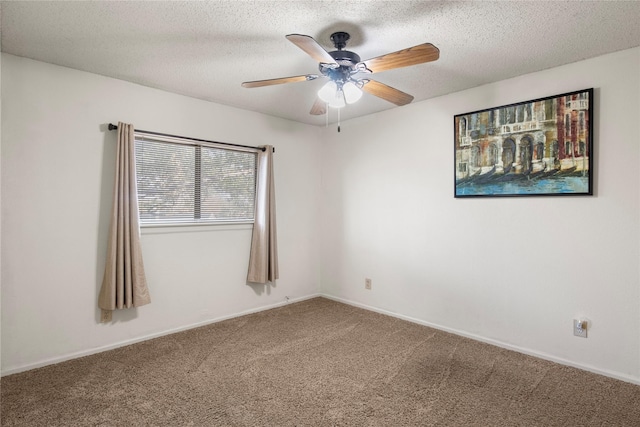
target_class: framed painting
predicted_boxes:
[454,88,593,197]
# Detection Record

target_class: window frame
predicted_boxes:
[134,132,259,228]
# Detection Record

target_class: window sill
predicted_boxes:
[140,221,254,235]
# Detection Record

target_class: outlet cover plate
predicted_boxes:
[573,319,587,338]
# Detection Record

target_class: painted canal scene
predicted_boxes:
[454,89,593,197]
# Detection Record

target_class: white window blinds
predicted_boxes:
[135,135,257,225]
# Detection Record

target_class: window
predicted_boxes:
[135,135,257,225]
[544,99,554,121]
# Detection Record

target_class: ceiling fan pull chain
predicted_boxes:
[325,102,329,128]
[338,108,341,133]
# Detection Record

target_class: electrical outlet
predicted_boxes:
[573,319,588,338]
[365,278,372,290]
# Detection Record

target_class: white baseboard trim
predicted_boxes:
[1,293,321,377]
[320,294,640,386]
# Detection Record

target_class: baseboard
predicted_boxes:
[320,294,640,386]
[1,293,321,377]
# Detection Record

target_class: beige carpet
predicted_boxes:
[2,297,639,426]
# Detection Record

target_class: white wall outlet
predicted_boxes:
[365,278,372,290]
[573,319,588,338]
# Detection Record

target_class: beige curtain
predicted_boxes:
[247,146,279,283]
[98,122,151,322]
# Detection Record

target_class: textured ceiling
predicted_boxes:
[2,1,639,126]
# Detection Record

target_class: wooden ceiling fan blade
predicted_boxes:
[286,34,337,65]
[363,43,439,73]
[362,80,414,106]
[310,98,326,115]
[241,74,317,88]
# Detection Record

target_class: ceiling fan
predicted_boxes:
[242,32,439,116]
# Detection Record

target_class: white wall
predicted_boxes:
[0,54,322,374]
[320,47,640,384]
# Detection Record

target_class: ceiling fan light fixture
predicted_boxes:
[343,81,363,104]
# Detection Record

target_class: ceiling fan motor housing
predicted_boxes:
[327,32,360,66]
[318,32,362,83]
[329,49,361,66]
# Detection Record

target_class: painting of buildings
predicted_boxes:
[454,89,593,197]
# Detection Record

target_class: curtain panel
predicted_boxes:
[247,145,279,283]
[98,122,151,322]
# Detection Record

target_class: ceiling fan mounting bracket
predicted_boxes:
[330,31,350,50]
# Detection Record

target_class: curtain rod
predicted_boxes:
[108,123,270,152]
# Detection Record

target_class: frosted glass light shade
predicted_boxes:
[318,81,345,108]
[343,82,363,104]
[318,81,337,103]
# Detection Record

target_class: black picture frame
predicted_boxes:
[454,88,594,198]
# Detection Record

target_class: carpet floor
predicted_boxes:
[2,297,639,426]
